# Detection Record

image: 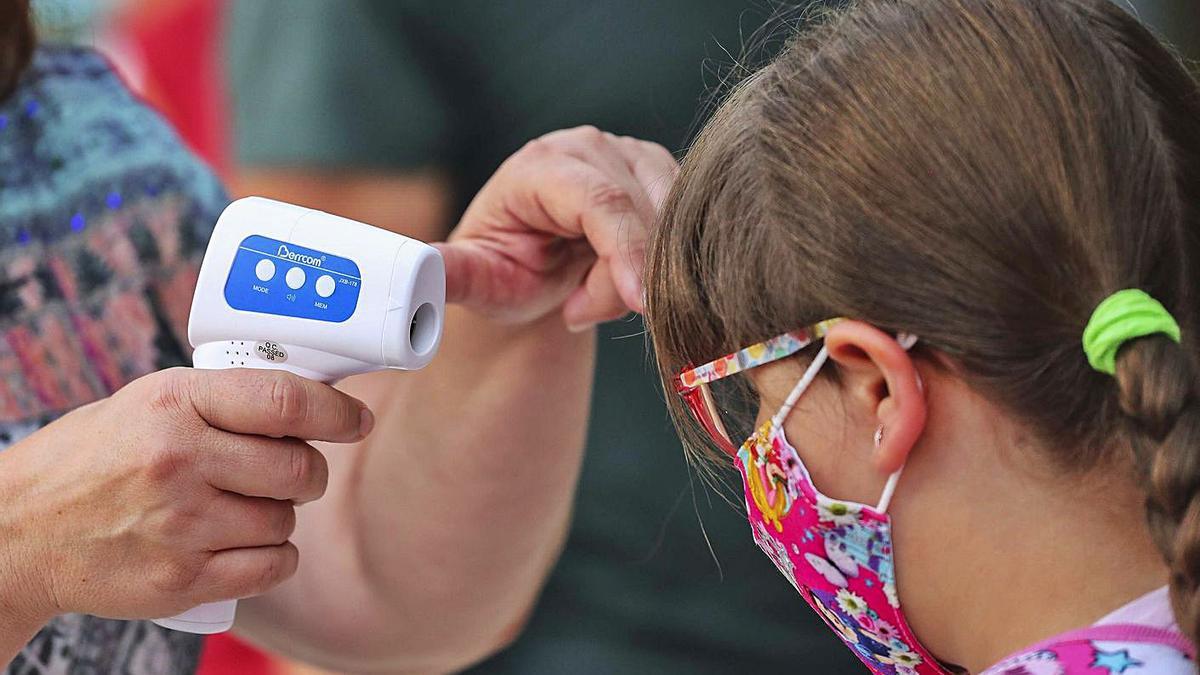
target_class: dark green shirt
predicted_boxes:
[228,3,860,672]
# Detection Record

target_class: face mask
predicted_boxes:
[735,345,949,675]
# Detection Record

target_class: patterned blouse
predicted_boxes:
[1,46,228,674]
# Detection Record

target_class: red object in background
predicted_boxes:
[195,632,282,675]
[108,0,232,178]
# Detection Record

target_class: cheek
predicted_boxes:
[773,397,888,506]
[752,400,771,430]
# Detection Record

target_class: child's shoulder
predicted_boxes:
[982,625,1193,675]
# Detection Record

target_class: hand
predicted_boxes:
[0,367,370,627]
[436,126,679,330]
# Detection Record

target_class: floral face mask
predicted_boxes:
[675,321,950,674]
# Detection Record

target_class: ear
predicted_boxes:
[824,321,927,474]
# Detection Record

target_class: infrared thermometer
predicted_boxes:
[152,197,445,634]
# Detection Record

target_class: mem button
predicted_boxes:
[315,275,336,298]
[285,267,306,289]
[254,258,276,282]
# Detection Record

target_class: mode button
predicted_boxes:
[254,259,276,281]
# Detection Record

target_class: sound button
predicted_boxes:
[285,267,306,289]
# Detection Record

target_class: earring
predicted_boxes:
[873,425,884,449]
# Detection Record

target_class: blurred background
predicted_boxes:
[27,1,1200,673]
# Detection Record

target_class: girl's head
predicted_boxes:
[0,0,33,101]
[647,0,1200,665]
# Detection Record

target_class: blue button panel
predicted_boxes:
[224,235,361,323]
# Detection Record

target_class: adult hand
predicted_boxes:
[0,367,370,628]
[436,126,679,331]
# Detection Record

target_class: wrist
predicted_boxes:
[0,552,51,660]
[0,453,55,636]
[0,603,44,660]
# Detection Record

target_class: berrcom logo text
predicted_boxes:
[277,245,325,267]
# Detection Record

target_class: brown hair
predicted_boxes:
[647,0,1200,646]
[0,0,34,102]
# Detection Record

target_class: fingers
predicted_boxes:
[494,152,647,312]
[186,369,371,443]
[539,127,661,228]
[437,238,595,319]
[192,542,299,603]
[562,259,630,331]
[435,239,543,309]
[446,125,678,329]
[199,434,329,504]
[616,135,680,213]
[535,128,677,313]
[201,493,297,551]
[435,241,477,307]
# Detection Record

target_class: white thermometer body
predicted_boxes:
[152,197,445,634]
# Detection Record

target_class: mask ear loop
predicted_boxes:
[768,334,919,515]
[770,346,831,428]
[876,470,903,514]
[877,332,919,514]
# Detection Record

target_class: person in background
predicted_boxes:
[226,3,862,672]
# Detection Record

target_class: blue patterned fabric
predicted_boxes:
[1,45,230,675]
[0,46,224,247]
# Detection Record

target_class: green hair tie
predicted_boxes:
[1082,289,1181,376]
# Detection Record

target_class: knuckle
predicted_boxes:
[518,136,551,160]
[306,447,330,499]
[157,505,200,540]
[267,374,307,431]
[254,559,278,593]
[285,444,313,493]
[143,441,192,483]
[273,505,297,544]
[144,369,192,416]
[570,125,605,147]
[588,181,637,214]
[316,446,331,494]
[152,556,203,596]
[252,547,297,594]
[614,134,643,157]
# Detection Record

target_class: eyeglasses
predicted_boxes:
[673,318,844,456]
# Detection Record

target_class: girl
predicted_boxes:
[646,0,1200,672]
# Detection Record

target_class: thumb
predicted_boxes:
[433,240,542,311]
[433,239,596,325]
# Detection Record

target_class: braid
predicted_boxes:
[1115,337,1200,643]
[1096,0,1200,644]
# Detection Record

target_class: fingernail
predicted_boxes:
[567,322,594,334]
[359,407,376,438]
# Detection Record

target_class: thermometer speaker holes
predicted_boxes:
[224,340,251,366]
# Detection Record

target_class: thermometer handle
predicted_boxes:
[153,601,236,634]
[154,343,332,634]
